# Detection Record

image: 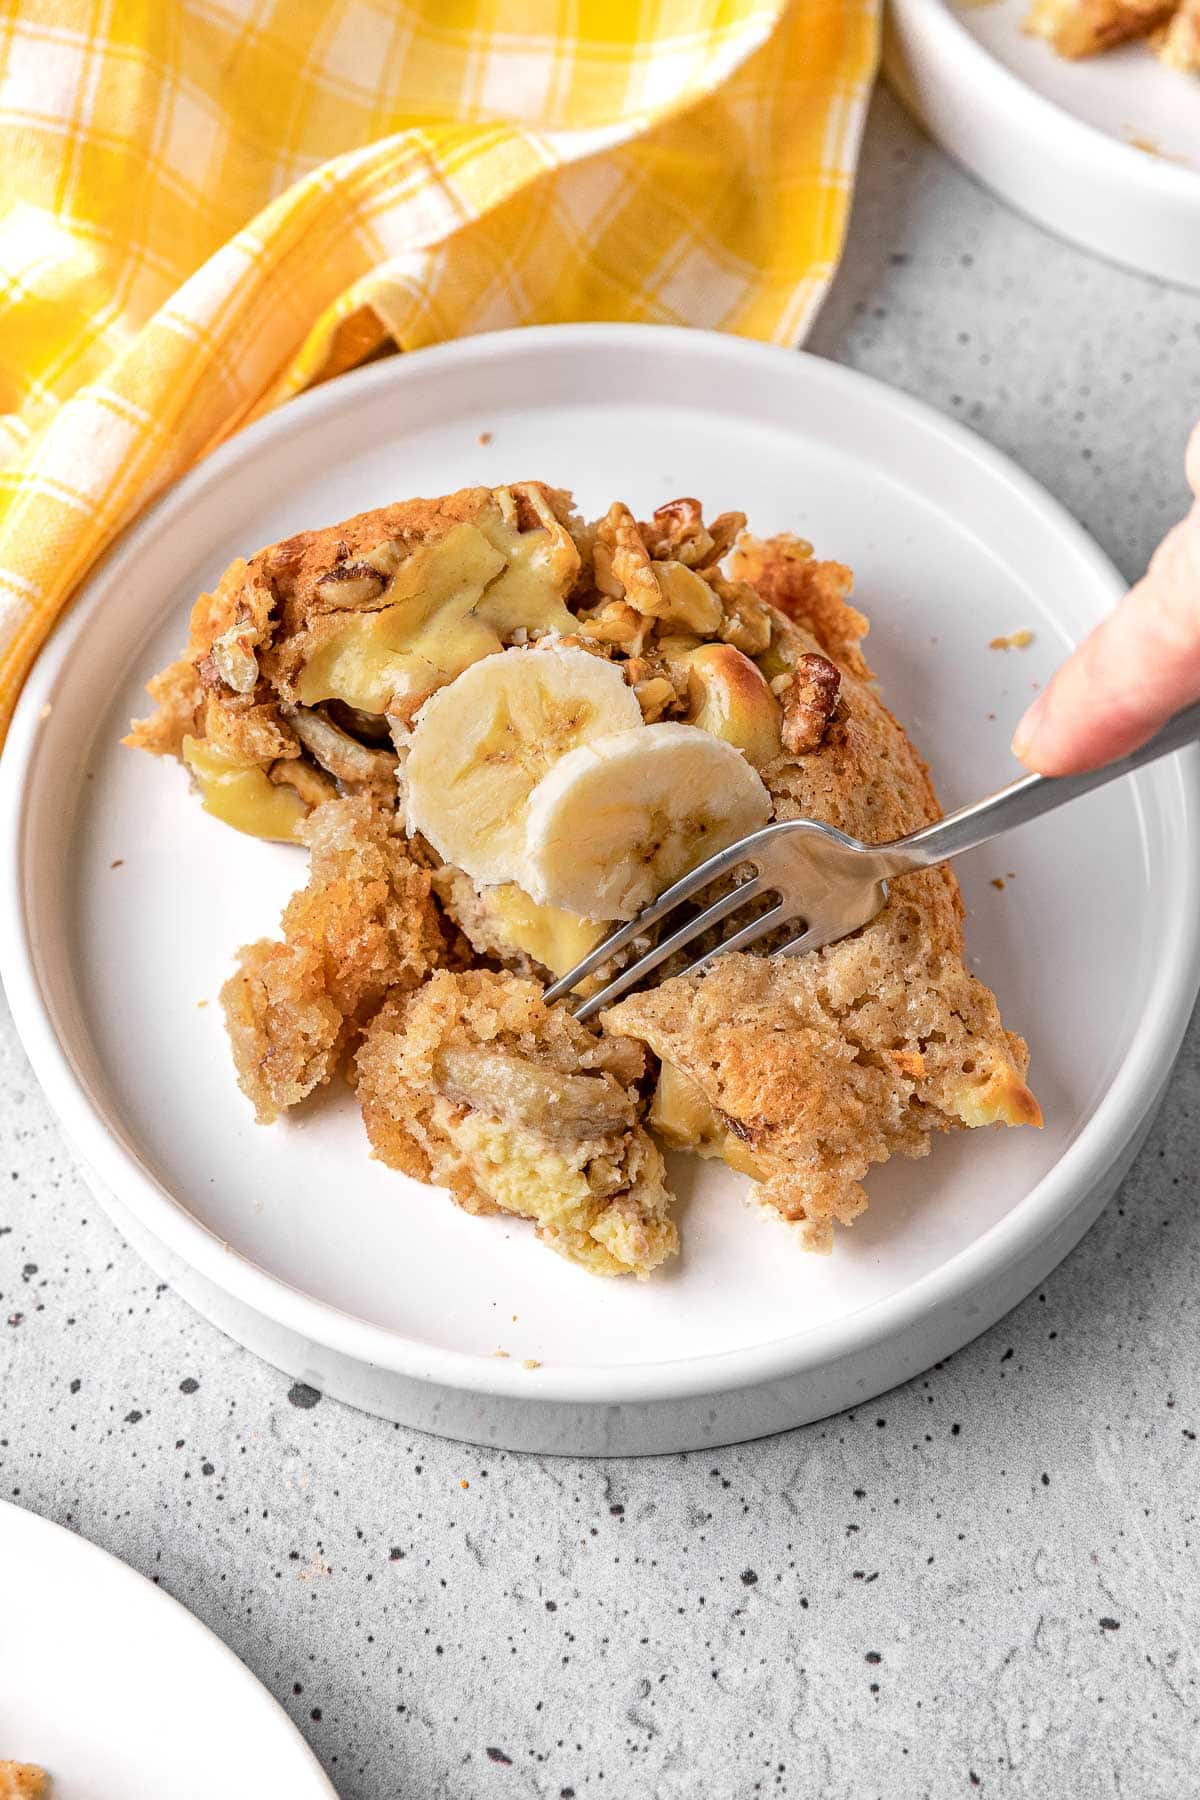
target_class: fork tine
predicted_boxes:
[671,899,790,983]
[566,878,767,1023]
[772,921,839,958]
[541,837,766,1005]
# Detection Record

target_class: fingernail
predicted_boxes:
[1011,692,1047,761]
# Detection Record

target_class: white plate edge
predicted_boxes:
[889,0,1200,199]
[0,1498,337,1794]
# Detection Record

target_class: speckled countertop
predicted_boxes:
[4,89,1200,1800]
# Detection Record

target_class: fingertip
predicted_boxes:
[1186,421,1200,500]
[1010,693,1046,767]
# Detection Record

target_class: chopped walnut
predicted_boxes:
[639,499,749,575]
[314,563,386,608]
[548,632,618,662]
[575,597,647,653]
[592,502,663,612]
[624,652,667,688]
[712,576,772,657]
[633,675,677,722]
[312,538,402,609]
[699,510,747,569]
[641,498,715,567]
[650,560,723,633]
[623,654,682,721]
[655,633,704,698]
[774,652,842,754]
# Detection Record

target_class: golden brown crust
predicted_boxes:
[221,793,445,1122]
[0,1767,48,1800]
[356,969,677,1277]
[258,483,576,614]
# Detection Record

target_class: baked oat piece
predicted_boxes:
[0,1766,47,1799]
[221,791,445,1123]
[1024,0,1173,55]
[356,969,676,1277]
[1160,0,1200,66]
[1023,0,1198,60]
[131,482,1039,1272]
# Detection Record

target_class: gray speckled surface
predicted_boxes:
[4,88,1200,1800]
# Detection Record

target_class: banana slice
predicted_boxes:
[522,722,771,921]
[405,644,643,886]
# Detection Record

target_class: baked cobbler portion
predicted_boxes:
[221,791,446,1123]
[0,1765,47,1799]
[1024,0,1199,64]
[357,969,675,1277]
[129,482,1039,1276]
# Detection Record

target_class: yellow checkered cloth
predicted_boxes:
[0,0,878,747]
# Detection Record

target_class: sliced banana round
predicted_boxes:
[522,722,772,921]
[405,644,643,887]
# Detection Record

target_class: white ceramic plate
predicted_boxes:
[3,325,1198,1456]
[0,1500,334,1797]
[886,0,1200,290]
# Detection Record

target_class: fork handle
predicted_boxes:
[874,700,1200,876]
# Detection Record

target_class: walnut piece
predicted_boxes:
[575,597,647,652]
[641,498,714,566]
[712,575,772,657]
[592,501,663,611]
[774,651,842,754]
[633,675,677,722]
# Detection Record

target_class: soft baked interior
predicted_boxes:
[356,969,676,1278]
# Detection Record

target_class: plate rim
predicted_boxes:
[3,322,1199,1409]
[0,1499,336,1794]
[893,0,1200,199]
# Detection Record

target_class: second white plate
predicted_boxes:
[886,0,1200,289]
[3,325,1198,1454]
[0,1501,334,1798]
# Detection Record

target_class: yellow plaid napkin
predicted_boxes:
[0,0,878,747]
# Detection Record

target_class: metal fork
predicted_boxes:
[544,701,1200,1024]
